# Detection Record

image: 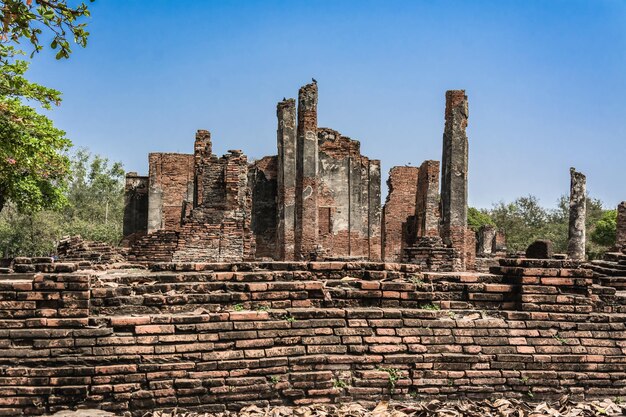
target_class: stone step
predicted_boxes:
[603,252,625,262]
[598,277,626,290]
[586,264,626,277]
[590,260,626,272]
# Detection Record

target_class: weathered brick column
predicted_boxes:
[368,160,382,260]
[477,224,497,255]
[415,160,440,238]
[382,166,419,262]
[276,99,297,260]
[617,201,626,249]
[567,167,586,261]
[440,90,469,271]
[193,129,212,206]
[295,82,319,259]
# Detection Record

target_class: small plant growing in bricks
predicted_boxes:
[552,333,569,345]
[420,303,440,311]
[232,304,244,311]
[446,311,456,319]
[527,388,534,399]
[284,315,296,323]
[377,367,401,393]
[269,376,280,384]
[333,379,347,389]
[615,397,622,405]
[521,376,529,385]
[409,276,424,286]
[255,305,270,312]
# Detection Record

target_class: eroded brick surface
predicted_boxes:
[617,202,626,250]
[1,260,625,415]
[381,166,419,262]
[125,82,381,263]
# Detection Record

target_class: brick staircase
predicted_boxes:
[584,248,626,292]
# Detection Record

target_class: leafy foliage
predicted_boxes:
[0,93,71,213]
[490,196,549,252]
[591,210,617,247]
[486,194,613,256]
[0,0,94,214]
[467,207,494,231]
[0,0,93,61]
[0,149,124,257]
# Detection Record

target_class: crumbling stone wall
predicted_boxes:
[127,230,179,263]
[128,131,255,263]
[382,166,419,262]
[147,153,194,232]
[275,84,381,262]
[317,129,381,260]
[173,144,254,262]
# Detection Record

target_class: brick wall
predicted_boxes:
[1,259,626,415]
[382,166,419,262]
[174,149,254,262]
[317,129,381,260]
[147,153,194,232]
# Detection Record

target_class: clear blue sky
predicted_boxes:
[28,0,626,209]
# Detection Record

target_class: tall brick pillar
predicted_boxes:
[368,160,382,260]
[440,90,469,271]
[415,160,440,238]
[194,129,212,207]
[567,168,587,261]
[617,201,626,250]
[277,99,297,260]
[295,82,319,259]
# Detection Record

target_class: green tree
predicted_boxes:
[0,0,93,214]
[0,150,124,257]
[0,90,71,213]
[488,194,612,256]
[467,207,494,231]
[490,195,548,252]
[590,210,617,248]
[1,0,93,61]
[0,204,62,256]
[62,149,125,244]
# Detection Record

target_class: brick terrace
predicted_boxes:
[1,257,626,416]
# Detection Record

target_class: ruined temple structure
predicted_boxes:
[123,85,483,268]
[124,82,381,262]
[3,84,626,417]
[383,90,476,272]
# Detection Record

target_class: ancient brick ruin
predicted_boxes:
[1,83,625,416]
[122,85,477,270]
[124,82,381,264]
